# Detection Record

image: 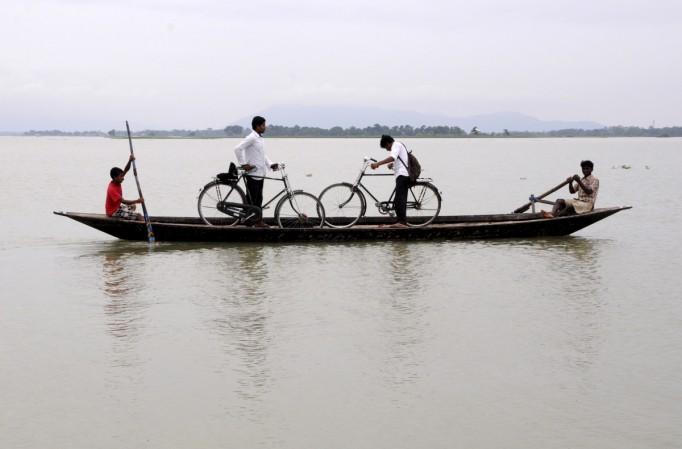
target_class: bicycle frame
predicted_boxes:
[217,163,298,222]
[344,157,421,215]
[318,157,440,228]
[243,164,292,204]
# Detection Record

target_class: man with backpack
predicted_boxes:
[370,134,411,228]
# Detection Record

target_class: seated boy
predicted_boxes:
[106,155,144,220]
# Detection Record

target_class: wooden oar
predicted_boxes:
[514,179,571,213]
[126,121,155,243]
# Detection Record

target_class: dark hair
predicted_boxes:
[380,134,394,148]
[252,116,266,130]
[110,167,123,179]
[580,160,594,169]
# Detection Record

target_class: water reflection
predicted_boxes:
[89,236,611,402]
[102,251,138,337]
[493,237,611,374]
[95,243,149,369]
[378,242,429,387]
[210,245,272,408]
[554,238,609,374]
[533,237,604,285]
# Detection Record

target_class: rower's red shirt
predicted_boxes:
[105,181,122,216]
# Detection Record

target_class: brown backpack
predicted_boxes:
[396,142,422,184]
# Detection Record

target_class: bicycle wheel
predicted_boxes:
[405,182,441,227]
[318,182,366,228]
[275,191,326,229]
[197,181,247,226]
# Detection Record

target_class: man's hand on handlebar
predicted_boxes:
[270,163,279,171]
[371,158,389,170]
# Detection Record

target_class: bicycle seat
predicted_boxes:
[217,162,240,183]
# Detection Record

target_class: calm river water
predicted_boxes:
[1,137,680,448]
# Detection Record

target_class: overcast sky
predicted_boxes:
[2,0,681,131]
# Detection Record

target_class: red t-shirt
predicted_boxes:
[105,181,123,216]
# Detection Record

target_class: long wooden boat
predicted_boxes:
[54,206,630,243]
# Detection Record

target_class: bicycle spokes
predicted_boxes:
[276,192,325,228]
[318,183,365,228]
[405,183,441,226]
[198,181,246,226]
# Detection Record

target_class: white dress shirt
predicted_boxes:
[390,141,409,178]
[234,130,273,178]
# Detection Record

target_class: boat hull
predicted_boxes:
[54,207,631,243]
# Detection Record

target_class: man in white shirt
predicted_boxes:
[370,134,409,228]
[234,116,278,227]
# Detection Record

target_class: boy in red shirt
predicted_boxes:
[106,155,144,220]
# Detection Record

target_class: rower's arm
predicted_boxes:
[123,155,134,175]
[575,179,593,194]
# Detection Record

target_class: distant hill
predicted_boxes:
[235,105,604,132]
[448,111,603,133]
[237,105,453,129]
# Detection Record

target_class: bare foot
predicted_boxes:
[253,221,270,228]
[541,211,554,219]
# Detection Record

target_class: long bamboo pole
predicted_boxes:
[126,121,155,243]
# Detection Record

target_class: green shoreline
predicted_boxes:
[13,124,682,139]
[9,134,679,139]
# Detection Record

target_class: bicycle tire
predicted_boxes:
[275,191,326,229]
[405,182,441,227]
[197,181,247,226]
[318,182,366,228]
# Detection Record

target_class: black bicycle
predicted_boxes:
[198,163,325,228]
[318,157,441,228]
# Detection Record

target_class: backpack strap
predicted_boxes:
[396,141,409,171]
[397,155,408,170]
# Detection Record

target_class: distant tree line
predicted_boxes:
[21,124,682,138]
[265,124,470,137]
[23,129,107,137]
[512,126,682,138]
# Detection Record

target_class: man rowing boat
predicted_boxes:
[542,160,599,218]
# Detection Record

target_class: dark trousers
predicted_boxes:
[245,176,264,208]
[394,175,410,223]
